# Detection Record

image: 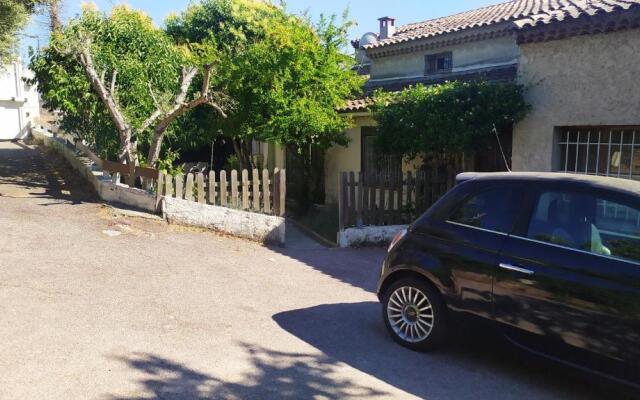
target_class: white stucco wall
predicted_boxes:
[370,35,518,80]
[0,62,40,140]
[513,29,640,172]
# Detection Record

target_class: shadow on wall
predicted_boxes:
[106,346,388,400]
[0,142,97,205]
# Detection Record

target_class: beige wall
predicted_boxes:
[370,35,518,80]
[513,29,640,171]
[323,115,421,204]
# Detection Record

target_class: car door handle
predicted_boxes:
[499,263,535,275]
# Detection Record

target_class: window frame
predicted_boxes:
[360,126,402,180]
[425,52,453,75]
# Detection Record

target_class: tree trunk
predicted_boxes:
[49,0,61,33]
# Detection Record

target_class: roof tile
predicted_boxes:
[364,0,640,50]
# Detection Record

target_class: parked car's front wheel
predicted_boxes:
[382,277,447,351]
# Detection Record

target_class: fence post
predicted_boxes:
[156,172,165,205]
[279,169,286,217]
[209,170,217,205]
[262,169,270,213]
[338,172,347,231]
[242,169,249,210]
[231,170,238,208]
[220,170,227,207]
[197,173,205,203]
[252,169,260,212]
[175,173,184,200]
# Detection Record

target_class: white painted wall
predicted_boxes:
[0,62,40,140]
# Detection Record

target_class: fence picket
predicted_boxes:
[209,171,217,205]
[338,172,347,231]
[356,172,364,227]
[252,169,260,211]
[242,169,249,210]
[164,173,173,198]
[273,168,281,215]
[280,170,286,216]
[220,171,227,207]
[231,170,238,208]
[262,169,270,213]
[197,173,205,203]
[185,173,195,201]
[175,173,184,200]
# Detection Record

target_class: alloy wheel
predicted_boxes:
[386,286,434,343]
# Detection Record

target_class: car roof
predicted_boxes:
[456,172,640,197]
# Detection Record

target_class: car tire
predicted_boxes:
[382,277,448,352]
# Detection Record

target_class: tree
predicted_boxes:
[0,0,46,63]
[372,80,530,167]
[167,0,364,208]
[30,5,228,171]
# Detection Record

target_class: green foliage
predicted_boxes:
[0,0,45,63]
[29,5,189,160]
[372,80,530,160]
[166,0,364,154]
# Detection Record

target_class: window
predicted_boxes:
[558,127,640,180]
[527,190,640,263]
[449,187,517,233]
[425,52,452,75]
[361,127,402,181]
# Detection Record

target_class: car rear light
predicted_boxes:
[388,228,407,252]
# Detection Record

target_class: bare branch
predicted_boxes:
[201,64,212,95]
[147,82,160,109]
[140,109,162,133]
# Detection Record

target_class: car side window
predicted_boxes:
[527,192,593,251]
[527,191,640,263]
[594,199,640,263]
[448,187,517,234]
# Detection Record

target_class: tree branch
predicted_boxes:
[110,70,117,97]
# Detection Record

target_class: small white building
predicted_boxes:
[0,61,40,140]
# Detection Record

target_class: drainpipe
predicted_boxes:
[13,62,24,137]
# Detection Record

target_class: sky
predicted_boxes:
[20,0,501,61]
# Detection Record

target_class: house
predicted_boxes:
[323,0,640,204]
[0,61,40,140]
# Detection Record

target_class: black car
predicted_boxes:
[378,172,640,387]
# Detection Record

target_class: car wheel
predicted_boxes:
[382,277,447,351]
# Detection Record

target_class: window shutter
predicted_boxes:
[425,55,436,75]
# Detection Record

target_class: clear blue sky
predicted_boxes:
[21,0,501,60]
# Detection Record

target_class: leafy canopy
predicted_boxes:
[166,0,365,152]
[30,5,189,160]
[0,0,45,63]
[372,80,530,160]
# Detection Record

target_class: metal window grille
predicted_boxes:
[558,127,640,181]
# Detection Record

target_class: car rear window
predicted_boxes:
[448,187,518,234]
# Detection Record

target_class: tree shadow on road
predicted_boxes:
[0,142,97,205]
[270,245,386,293]
[273,301,626,400]
[107,345,388,400]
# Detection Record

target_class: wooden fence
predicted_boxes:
[338,168,459,230]
[102,159,159,187]
[158,168,286,216]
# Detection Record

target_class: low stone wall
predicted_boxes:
[163,197,285,245]
[338,224,408,248]
[31,128,157,213]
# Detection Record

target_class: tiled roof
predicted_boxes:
[339,98,375,112]
[364,0,640,50]
[338,64,518,113]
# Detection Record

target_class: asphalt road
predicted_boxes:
[0,141,631,399]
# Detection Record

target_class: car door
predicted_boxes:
[412,183,524,319]
[494,183,640,373]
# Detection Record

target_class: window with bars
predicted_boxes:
[558,127,640,180]
[425,52,453,75]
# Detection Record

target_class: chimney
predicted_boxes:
[378,16,396,40]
